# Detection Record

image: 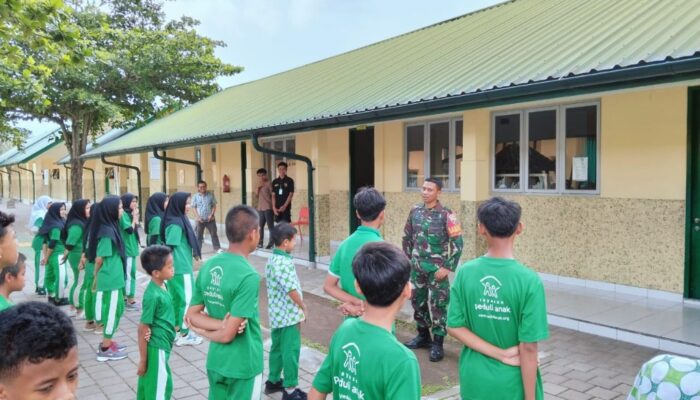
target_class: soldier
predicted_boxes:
[402,177,463,362]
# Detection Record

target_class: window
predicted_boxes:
[194,147,201,163]
[211,146,217,162]
[405,119,462,190]
[262,137,296,179]
[492,103,599,194]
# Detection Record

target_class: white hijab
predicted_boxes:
[28,195,52,228]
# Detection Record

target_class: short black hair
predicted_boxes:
[352,242,410,307]
[225,205,259,243]
[353,187,386,222]
[256,168,267,175]
[0,211,15,240]
[140,245,172,275]
[425,177,443,190]
[0,302,77,381]
[271,222,297,246]
[197,180,207,186]
[477,197,522,238]
[277,161,288,169]
[0,253,26,284]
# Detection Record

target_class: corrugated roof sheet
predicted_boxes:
[84,0,700,158]
[0,131,63,166]
[56,127,130,164]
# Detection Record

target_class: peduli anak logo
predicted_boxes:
[480,275,502,298]
[210,266,223,287]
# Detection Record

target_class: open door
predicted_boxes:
[349,126,375,233]
[686,87,700,299]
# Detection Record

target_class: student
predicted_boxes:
[146,192,168,246]
[0,253,26,312]
[162,192,202,346]
[62,199,90,319]
[39,202,68,306]
[309,242,421,400]
[89,196,128,362]
[28,196,51,295]
[447,197,549,400]
[264,223,307,400]
[186,205,264,400]
[137,245,176,400]
[81,202,100,333]
[0,301,79,400]
[120,193,140,311]
[323,187,385,317]
[0,211,19,270]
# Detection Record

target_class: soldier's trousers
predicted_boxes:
[411,265,450,337]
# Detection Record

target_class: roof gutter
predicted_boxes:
[16,165,35,203]
[100,154,143,223]
[251,133,316,265]
[152,149,202,188]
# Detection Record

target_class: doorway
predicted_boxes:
[686,87,700,299]
[349,126,375,233]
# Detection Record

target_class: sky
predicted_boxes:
[17,0,502,138]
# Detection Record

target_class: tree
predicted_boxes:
[2,0,240,200]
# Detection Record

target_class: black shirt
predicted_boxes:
[272,176,295,206]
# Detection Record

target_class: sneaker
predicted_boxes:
[125,302,141,312]
[264,380,284,395]
[83,321,96,332]
[93,324,104,335]
[96,343,128,362]
[265,243,273,249]
[282,388,308,400]
[216,249,224,254]
[74,310,86,321]
[37,288,46,295]
[96,342,126,353]
[63,307,76,318]
[56,298,69,306]
[175,331,203,347]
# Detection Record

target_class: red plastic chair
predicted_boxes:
[291,207,310,243]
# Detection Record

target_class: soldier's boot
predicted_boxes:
[404,327,432,349]
[429,335,445,362]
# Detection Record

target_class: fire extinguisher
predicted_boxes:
[223,174,231,193]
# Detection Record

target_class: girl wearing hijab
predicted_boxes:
[145,192,168,245]
[162,191,203,347]
[62,199,91,319]
[89,196,128,362]
[81,201,100,333]
[120,193,140,311]
[39,202,67,305]
[29,195,51,295]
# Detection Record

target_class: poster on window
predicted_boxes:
[149,156,161,180]
[572,157,588,181]
[42,169,49,185]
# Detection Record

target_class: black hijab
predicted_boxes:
[38,202,66,238]
[83,202,98,260]
[161,192,200,259]
[86,196,126,267]
[145,192,167,231]
[62,199,90,242]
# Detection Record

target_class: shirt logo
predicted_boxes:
[341,343,360,374]
[210,266,223,287]
[480,276,502,298]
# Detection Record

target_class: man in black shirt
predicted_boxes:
[272,161,295,223]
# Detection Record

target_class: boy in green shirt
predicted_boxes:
[323,187,386,317]
[309,242,421,400]
[447,197,549,400]
[137,245,176,400]
[0,253,26,312]
[187,205,264,400]
[263,223,307,399]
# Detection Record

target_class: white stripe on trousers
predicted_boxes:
[58,260,68,298]
[182,274,192,330]
[125,257,132,295]
[38,261,45,287]
[250,373,263,400]
[105,290,118,336]
[71,268,84,306]
[95,291,103,322]
[156,349,167,400]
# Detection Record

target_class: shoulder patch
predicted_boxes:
[446,212,462,238]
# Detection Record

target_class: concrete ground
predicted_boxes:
[1,201,668,399]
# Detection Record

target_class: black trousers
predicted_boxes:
[258,209,274,245]
[275,207,292,223]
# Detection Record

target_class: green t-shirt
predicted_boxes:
[147,216,162,245]
[120,213,140,257]
[95,237,125,292]
[328,226,383,300]
[0,295,12,312]
[65,224,84,254]
[313,318,421,400]
[191,252,263,379]
[31,217,45,250]
[141,281,176,351]
[165,225,193,274]
[48,227,65,255]
[447,256,550,400]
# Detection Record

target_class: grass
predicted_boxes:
[421,376,457,396]
[301,337,328,354]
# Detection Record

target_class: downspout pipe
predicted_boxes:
[83,166,97,202]
[16,165,35,203]
[100,154,143,223]
[8,167,22,203]
[152,149,202,187]
[251,133,316,264]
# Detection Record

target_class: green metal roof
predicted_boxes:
[56,127,131,164]
[83,0,700,158]
[0,131,63,167]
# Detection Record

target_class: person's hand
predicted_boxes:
[40,257,47,266]
[145,328,152,342]
[435,267,450,281]
[79,256,86,269]
[273,208,279,216]
[137,361,147,376]
[279,205,287,212]
[500,345,520,366]
[301,303,309,322]
[338,301,364,317]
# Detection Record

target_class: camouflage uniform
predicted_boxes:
[402,202,463,337]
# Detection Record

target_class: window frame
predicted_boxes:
[262,136,296,177]
[403,117,463,192]
[491,101,601,195]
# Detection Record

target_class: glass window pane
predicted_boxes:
[455,120,463,189]
[565,106,597,190]
[527,110,557,190]
[285,139,295,154]
[494,114,520,189]
[406,125,424,188]
[429,122,450,185]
